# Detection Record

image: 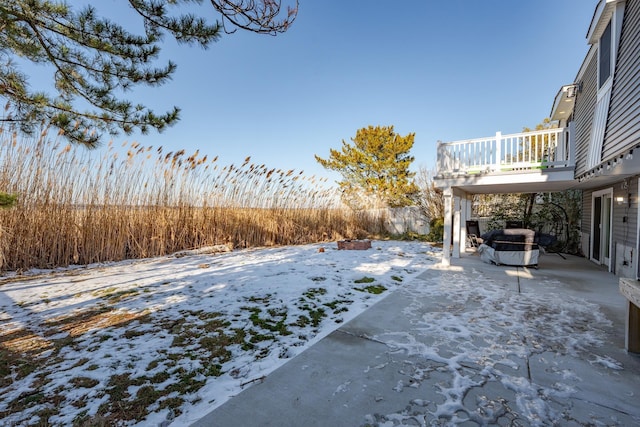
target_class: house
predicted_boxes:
[434,0,640,279]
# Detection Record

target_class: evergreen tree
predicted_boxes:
[315,125,418,208]
[0,0,298,147]
[0,192,17,208]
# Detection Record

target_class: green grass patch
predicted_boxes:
[159,396,185,414]
[307,308,326,327]
[302,287,327,299]
[292,315,311,327]
[149,371,170,383]
[323,299,353,314]
[70,376,100,388]
[354,276,375,284]
[242,306,292,336]
[198,336,233,364]
[355,284,387,294]
[123,328,146,339]
[245,294,272,304]
[94,288,140,304]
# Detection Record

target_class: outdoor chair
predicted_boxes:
[466,220,482,248]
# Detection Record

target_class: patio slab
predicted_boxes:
[190,252,640,427]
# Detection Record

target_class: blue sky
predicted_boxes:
[40,1,598,182]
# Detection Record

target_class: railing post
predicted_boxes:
[568,122,575,166]
[494,131,502,171]
[551,130,560,164]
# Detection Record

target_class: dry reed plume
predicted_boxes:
[0,126,385,271]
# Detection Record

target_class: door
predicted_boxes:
[591,188,613,270]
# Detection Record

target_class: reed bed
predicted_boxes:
[0,127,386,271]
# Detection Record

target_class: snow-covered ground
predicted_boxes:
[0,240,438,426]
[364,266,626,426]
[191,249,640,427]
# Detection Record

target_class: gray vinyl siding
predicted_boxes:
[612,178,638,248]
[582,189,593,236]
[581,178,638,261]
[603,0,640,161]
[574,49,598,177]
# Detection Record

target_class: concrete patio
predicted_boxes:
[191,251,640,426]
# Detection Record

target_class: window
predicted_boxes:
[599,20,612,88]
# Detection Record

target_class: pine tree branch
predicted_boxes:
[0,0,297,146]
[211,0,298,35]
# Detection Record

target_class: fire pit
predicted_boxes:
[337,239,372,250]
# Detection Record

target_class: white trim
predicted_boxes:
[591,188,614,271]
[587,0,624,44]
[587,85,612,170]
[575,46,597,84]
[595,2,624,92]
[584,2,626,184]
[612,2,626,63]
[442,189,452,266]
[597,19,613,89]
[587,0,606,43]
[598,77,613,100]
[452,193,461,259]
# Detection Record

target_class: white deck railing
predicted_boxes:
[436,128,573,176]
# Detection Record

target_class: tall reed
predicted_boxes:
[0,127,385,271]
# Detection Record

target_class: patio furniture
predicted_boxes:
[466,220,482,248]
[478,228,540,267]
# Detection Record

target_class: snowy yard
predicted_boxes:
[0,240,438,426]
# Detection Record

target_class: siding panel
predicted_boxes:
[603,0,640,160]
[582,189,593,236]
[574,50,598,177]
[612,178,638,247]
[587,88,612,169]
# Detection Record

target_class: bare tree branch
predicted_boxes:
[210,0,298,35]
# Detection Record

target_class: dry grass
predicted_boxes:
[0,126,386,271]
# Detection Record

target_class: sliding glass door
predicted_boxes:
[591,188,612,269]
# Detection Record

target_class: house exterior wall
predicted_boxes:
[436,0,640,273]
[612,178,638,245]
[579,177,638,277]
[581,188,592,247]
[602,0,640,161]
[612,177,638,277]
[574,0,640,277]
[574,49,598,177]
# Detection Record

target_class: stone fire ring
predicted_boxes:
[337,239,372,250]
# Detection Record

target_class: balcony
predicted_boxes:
[434,127,576,194]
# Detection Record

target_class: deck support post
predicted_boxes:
[452,192,461,259]
[442,188,452,266]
